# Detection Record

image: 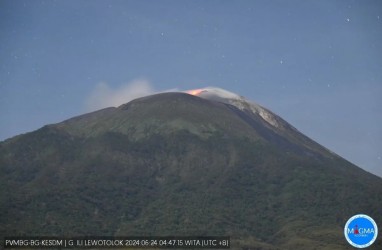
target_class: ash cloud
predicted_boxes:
[85,79,176,112]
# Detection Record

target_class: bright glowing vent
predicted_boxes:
[185,89,205,96]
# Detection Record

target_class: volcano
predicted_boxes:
[1,88,381,249]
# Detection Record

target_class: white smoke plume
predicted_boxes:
[85,79,176,111]
[199,87,241,99]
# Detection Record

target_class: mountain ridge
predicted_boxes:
[1,89,381,249]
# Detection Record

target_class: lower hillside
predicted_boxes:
[1,126,381,249]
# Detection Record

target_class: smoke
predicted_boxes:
[85,79,176,111]
[202,87,241,99]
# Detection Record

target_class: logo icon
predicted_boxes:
[344,214,378,248]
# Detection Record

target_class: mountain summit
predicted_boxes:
[1,88,381,249]
[186,87,312,132]
[186,87,334,159]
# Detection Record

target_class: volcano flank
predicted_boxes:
[1,88,381,249]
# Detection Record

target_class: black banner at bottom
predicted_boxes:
[4,236,230,249]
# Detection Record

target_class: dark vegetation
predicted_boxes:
[1,93,381,249]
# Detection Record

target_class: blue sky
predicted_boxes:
[0,0,381,177]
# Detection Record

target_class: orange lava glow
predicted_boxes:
[186,89,204,96]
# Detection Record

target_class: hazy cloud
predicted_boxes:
[85,79,177,111]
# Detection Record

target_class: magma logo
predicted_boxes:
[344,214,378,248]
